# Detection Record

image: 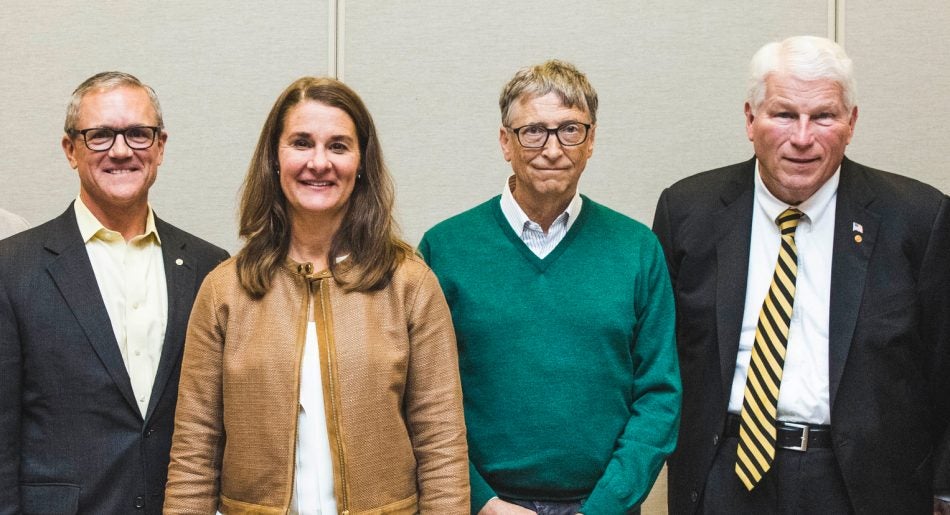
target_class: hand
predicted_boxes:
[478,497,536,514]
[935,496,950,515]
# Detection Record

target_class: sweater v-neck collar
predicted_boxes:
[491,194,592,272]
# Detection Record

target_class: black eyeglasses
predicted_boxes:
[70,126,161,151]
[507,122,592,148]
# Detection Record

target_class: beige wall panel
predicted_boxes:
[342,1,829,245]
[842,2,950,194]
[0,2,329,251]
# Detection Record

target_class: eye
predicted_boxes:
[86,128,114,143]
[559,123,581,135]
[291,138,313,149]
[775,112,795,119]
[811,112,839,126]
[125,127,152,143]
[522,125,547,136]
[328,141,350,153]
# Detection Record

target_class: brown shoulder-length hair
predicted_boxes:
[236,77,410,297]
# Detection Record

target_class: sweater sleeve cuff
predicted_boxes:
[469,461,497,515]
[580,486,630,515]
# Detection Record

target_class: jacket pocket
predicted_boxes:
[21,483,81,514]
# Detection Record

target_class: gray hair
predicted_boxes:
[499,59,598,125]
[64,71,164,134]
[747,36,856,113]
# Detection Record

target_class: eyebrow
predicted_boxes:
[284,132,356,144]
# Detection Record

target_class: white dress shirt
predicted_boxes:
[75,197,167,416]
[499,176,582,258]
[728,165,838,425]
[290,322,337,514]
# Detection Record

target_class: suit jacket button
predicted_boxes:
[134,495,145,509]
[712,433,719,446]
[145,428,154,438]
[690,490,699,503]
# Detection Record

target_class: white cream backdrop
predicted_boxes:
[2,2,947,512]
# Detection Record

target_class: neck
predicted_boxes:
[512,187,573,233]
[287,213,341,271]
[81,194,149,241]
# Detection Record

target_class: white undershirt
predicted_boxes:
[290,322,337,514]
[499,175,582,258]
[728,164,838,425]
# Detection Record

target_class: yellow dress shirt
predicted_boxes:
[74,198,168,416]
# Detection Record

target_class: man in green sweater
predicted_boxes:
[419,60,681,515]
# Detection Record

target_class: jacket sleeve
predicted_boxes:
[922,195,950,495]
[404,267,470,514]
[580,236,682,515]
[0,273,21,514]
[163,273,226,514]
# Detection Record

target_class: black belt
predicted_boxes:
[725,413,832,451]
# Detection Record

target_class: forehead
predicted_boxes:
[509,91,589,124]
[77,86,157,126]
[763,73,846,108]
[281,100,356,135]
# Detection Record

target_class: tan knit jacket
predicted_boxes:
[163,255,469,514]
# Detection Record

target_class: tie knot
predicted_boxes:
[777,208,803,235]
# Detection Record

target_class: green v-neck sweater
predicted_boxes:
[419,196,681,515]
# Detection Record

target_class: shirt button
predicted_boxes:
[134,350,141,356]
[132,302,140,309]
[134,495,145,509]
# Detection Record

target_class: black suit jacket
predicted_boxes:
[0,204,228,515]
[653,157,950,514]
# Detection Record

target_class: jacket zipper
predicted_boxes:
[315,277,349,514]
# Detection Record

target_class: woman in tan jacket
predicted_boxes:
[164,77,469,514]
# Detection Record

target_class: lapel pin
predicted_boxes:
[175,258,184,266]
[852,221,864,243]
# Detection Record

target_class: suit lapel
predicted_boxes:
[145,217,196,421]
[44,206,139,413]
[828,158,878,409]
[715,159,756,403]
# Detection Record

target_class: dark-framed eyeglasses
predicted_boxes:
[508,122,592,148]
[70,126,161,151]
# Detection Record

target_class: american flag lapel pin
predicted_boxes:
[852,222,863,243]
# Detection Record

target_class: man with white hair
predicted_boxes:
[654,36,950,513]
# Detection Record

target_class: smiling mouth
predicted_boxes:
[104,168,139,174]
[301,180,334,187]
[784,157,820,164]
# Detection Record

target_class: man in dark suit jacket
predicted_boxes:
[653,36,950,514]
[0,72,227,514]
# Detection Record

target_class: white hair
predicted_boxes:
[747,36,856,112]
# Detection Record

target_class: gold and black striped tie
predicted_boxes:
[736,207,803,490]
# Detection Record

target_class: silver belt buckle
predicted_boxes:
[780,422,809,451]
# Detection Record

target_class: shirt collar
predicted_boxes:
[74,196,161,245]
[499,175,582,235]
[753,162,839,226]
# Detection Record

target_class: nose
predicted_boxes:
[307,147,332,172]
[108,133,134,158]
[789,115,815,147]
[540,131,565,159]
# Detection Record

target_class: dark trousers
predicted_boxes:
[502,497,642,515]
[702,436,853,514]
